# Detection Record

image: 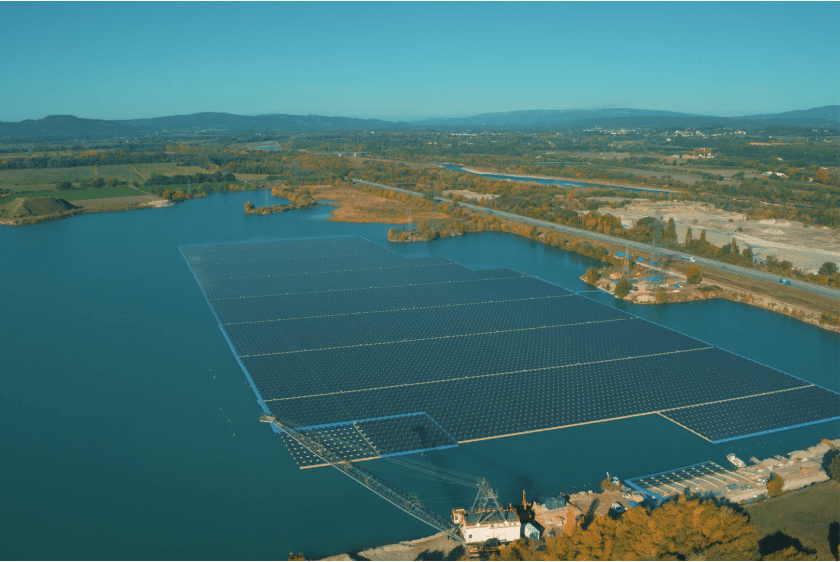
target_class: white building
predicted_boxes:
[452,508,521,544]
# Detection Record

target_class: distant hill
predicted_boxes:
[741,105,840,122]
[0,115,138,140]
[0,106,837,140]
[115,112,402,133]
[414,106,840,130]
[0,112,402,141]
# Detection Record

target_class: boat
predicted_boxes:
[727,453,746,468]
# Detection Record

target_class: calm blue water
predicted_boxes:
[1,192,837,560]
[441,164,673,194]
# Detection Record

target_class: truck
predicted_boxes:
[779,278,791,286]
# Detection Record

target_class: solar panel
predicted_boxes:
[181,237,840,465]
[660,385,840,443]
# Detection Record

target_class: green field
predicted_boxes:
[97,164,144,182]
[133,163,214,178]
[1,187,145,201]
[746,480,839,560]
[0,164,144,192]
[0,166,98,187]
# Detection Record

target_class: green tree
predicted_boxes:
[57,180,73,190]
[767,474,784,497]
[664,218,677,242]
[614,279,631,298]
[684,227,693,246]
[828,451,840,483]
[819,261,838,276]
[584,267,600,285]
[686,265,703,284]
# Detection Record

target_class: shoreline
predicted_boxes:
[321,439,839,561]
[580,266,840,334]
[0,198,173,226]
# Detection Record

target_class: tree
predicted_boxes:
[828,451,840,483]
[57,181,73,190]
[600,477,619,492]
[762,545,820,560]
[684,227,693,246]
[767,474,784,497]
[541,496,760,561]
[614,279,631,298]
[664,217,677,242]
[686,265,702,284]
[819,261,838,276]
[584,267,600,285]
[244,201,254,213]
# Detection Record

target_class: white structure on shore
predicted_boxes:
[452,508,520,544]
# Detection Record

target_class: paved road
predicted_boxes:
[352,179,840,302]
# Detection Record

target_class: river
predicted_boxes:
[1,191,837,560]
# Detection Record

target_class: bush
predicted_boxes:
[767,474,784,497]
[687,264,703,284]
[829,451,840,483]
[614,279,631,298]
[601,477,620,492]
[584,267,600,285]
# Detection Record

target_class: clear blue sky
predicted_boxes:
[1,2,838,122]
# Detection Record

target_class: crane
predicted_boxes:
[260,414,466,543]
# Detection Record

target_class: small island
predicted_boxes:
[244,185,319,215]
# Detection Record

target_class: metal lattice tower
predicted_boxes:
[622,243,631,277]
[260,415,465,543]
[649,222,665,290]
[469,478,506,525]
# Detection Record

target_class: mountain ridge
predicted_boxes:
[1,106,837,140]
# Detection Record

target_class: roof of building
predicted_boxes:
[463,510,519,527]
[543,496,566,510]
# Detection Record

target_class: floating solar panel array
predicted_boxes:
[626,461,756,501]
[181,237,840,468]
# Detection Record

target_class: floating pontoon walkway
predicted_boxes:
[181,237,840,468]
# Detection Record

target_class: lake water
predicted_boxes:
[1,191,837,560]
[441,164,673,194]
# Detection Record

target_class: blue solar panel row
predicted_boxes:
[211,275,567,325]
[224,296,627,357]
[240,318,712,400]
[198,262,522,301]
[660,385,840,442]
[180,237,840,467]
[181,237,391,267]
[262,347,814,443]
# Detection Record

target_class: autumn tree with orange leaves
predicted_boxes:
[498,496,760,561]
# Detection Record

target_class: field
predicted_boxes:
[746,480,839,560]
[0,164,144,192]
[2,187,147,201]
